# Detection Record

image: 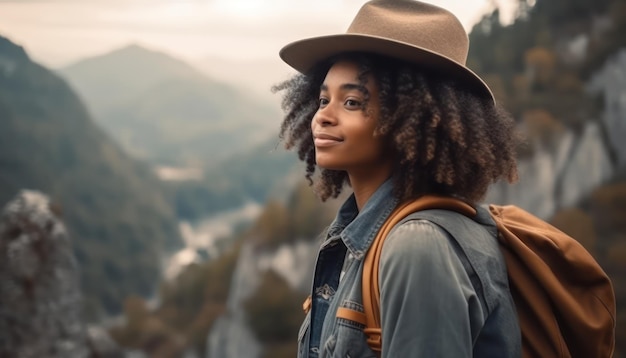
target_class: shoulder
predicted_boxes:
[378,218,475,302]
[381,219,455,264]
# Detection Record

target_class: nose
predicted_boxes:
[313,103,337,127]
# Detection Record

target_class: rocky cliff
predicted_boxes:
[487,48,626,219]
[589,49,626,167]
[0,190,89,357]
[0,190,122,358]
[486,121,615,218]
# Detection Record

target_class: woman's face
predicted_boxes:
[311,60,389,175]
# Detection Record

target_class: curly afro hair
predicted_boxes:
[274,52,519,204]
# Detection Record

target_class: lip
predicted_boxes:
[314,133,343,147]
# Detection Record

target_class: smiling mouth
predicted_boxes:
[314,133,343,147]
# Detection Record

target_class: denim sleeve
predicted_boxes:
[379,219,478,357]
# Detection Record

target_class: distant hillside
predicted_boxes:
[0,36,183,319]
[59,44,200,113]
[59,44,280,167]
[100,75,278,165]
[170,138,299,221]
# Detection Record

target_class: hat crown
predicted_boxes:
[347,0,469,65]
[278,0,495,103]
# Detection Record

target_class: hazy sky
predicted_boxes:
[0,0,518,69]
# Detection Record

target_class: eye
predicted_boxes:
[318,97,329,108]
[345,98,362,109]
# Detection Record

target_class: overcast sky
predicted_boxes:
[0,0,518,69]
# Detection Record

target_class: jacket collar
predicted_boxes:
[326,178,398,260]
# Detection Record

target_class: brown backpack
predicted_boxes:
[337,196,616,358]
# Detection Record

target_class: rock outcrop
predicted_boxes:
[0,190,123,358]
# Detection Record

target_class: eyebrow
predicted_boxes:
[320,83,368,94]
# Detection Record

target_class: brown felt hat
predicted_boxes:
[279,0,494,104]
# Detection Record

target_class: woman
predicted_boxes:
[274,0,522,357]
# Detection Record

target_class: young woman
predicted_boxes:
[275,0,522,357]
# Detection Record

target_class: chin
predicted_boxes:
[315,159,343,171]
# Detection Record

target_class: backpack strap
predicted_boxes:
[360,195,476,354]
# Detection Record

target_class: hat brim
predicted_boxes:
[279,34,494,104]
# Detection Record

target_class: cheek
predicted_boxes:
[310,114,319,132]
[366,131,389,158]
[352,129,383,156]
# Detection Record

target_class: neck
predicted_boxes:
[349,165,393,211]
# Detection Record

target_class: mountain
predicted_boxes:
[59,44,280,167]
[59,44,200,113]
[100,75,278,165]
[0,35,183,319]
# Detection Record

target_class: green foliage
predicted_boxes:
[520,109,566,148]
[253,200,291,247]
[0,36,183,319]
[250,180,337,248]
[467,0,625,142]
[159,245,239,324]
[111,244,240,356]
[288,180,333,238]
[244,270,306,344]
[526,0,611,29]
[109,295,187,357]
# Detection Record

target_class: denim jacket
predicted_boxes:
[297,179,521,357]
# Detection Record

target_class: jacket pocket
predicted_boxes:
[322,300,377,358]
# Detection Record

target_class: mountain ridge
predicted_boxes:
[0,35,183,319]
[59,43,281,167]
[59,43,202,111]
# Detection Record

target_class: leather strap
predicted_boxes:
[361,195,476,354]
[336,307,368,326]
